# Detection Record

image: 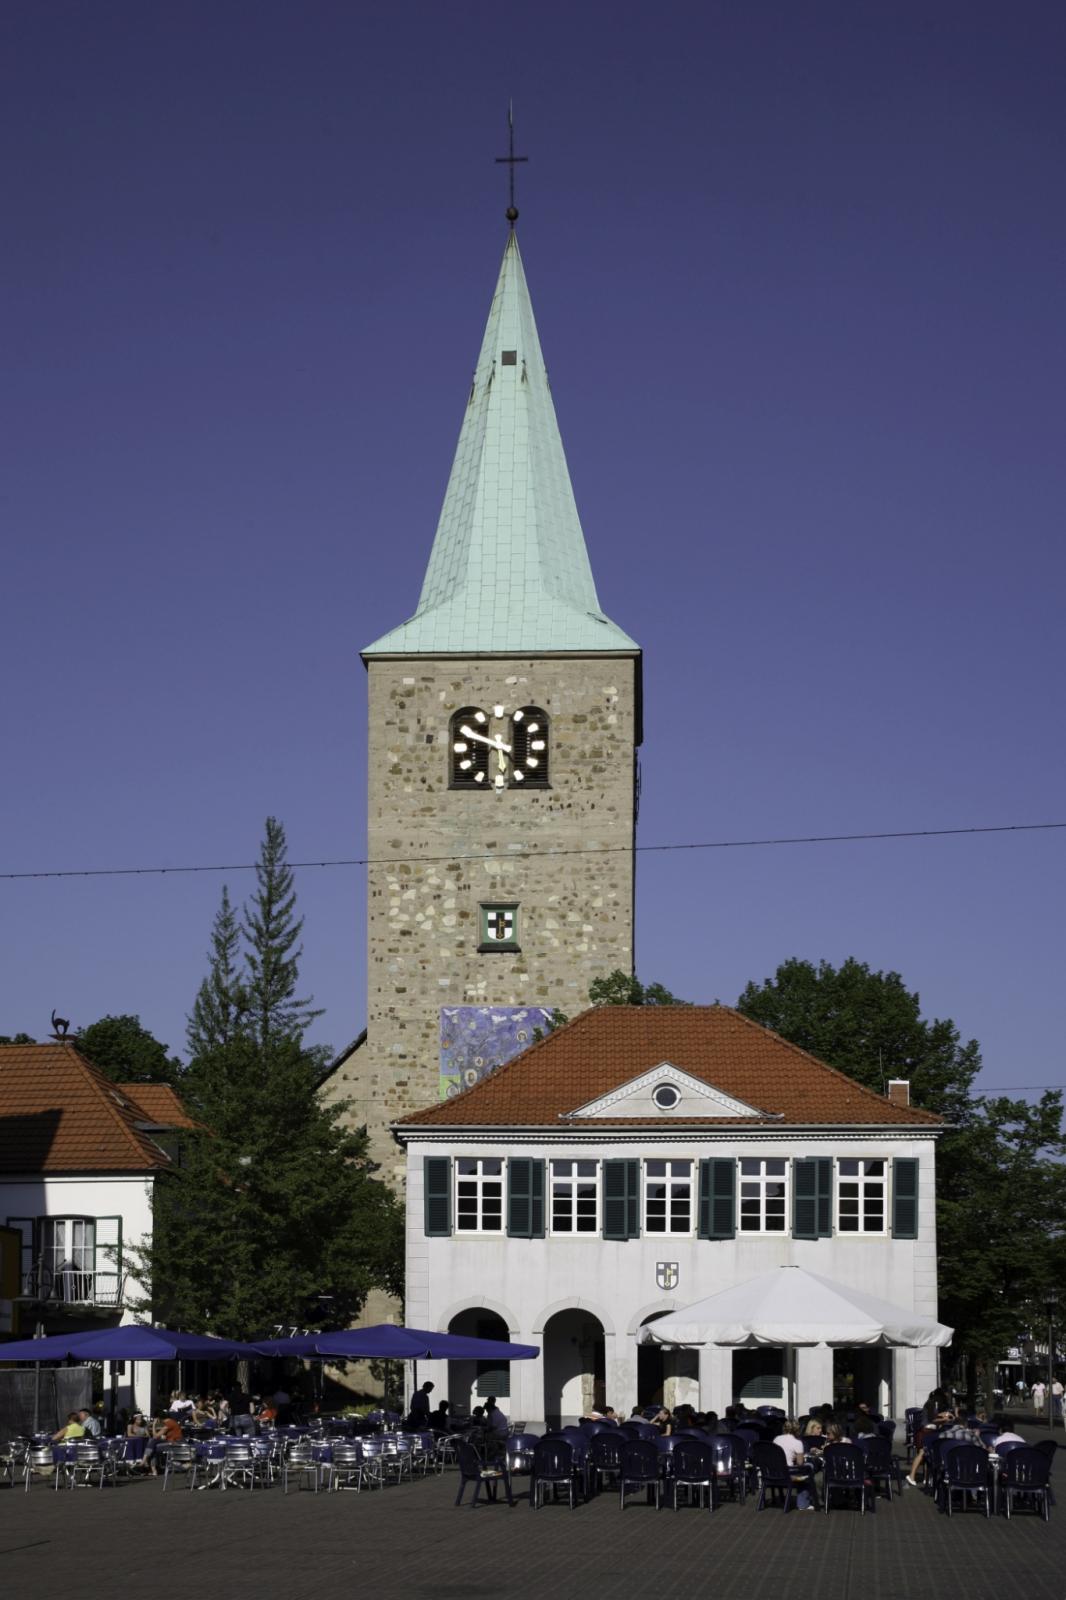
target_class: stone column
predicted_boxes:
[698,1345,733,1416]
[795,1347,834,1416]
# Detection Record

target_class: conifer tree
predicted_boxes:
[137,818,402,1339]
[243,817,321,1048]
[186,886,246,1056]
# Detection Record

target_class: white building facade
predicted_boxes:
[0,1044,197,1414]
[396,1006,942,1428]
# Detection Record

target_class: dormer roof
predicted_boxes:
[363,231,638,658]
[0,1042,192,1174]
[394,1006,943,1132]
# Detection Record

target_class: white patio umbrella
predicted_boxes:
[639,1264,952,1415]
[639,1264,953,1349]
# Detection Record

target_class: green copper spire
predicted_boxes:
[363,232,638,656]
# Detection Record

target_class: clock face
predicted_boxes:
[450,703,549,790]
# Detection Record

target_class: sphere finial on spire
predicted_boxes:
[495,101,527,228]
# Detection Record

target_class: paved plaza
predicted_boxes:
[1,1443,1063,1600]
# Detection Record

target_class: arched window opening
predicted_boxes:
[450,707,490,788]
[510,706,549,787]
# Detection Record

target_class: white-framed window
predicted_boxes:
[645,1159,692,1234]
[739,1158,789,1232]
[455,1158,504,1233]
[837,1158,887,1233]
[550,1159,599,1234]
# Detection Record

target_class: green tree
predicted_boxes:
[0,1033,35,1045]
[736,956,1066,1398]
[76,1014,183,1086]
[137,817,402,1338]
[187,885,246,1056]
[588,969,688,1007]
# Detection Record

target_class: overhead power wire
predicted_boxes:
[0,820,1062,882]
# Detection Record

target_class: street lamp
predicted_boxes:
[1044,1288,1059,1430]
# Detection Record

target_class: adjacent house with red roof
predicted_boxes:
[394,1005,943,1428]
[0,1041,196,1386]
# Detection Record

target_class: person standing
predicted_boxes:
[1031,1379,1047,1413]
[406,1380,434,1429]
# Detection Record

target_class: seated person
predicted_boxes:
[145,1413,183,1478]
[77,1407,102,1438]
[580,1405,618,1423]
[126,1412,149,1437]
[427,1400,453,1433]
[256,1396,278,1424]
[992,1426,1025,1448]
[168,1389,195,1419]
[824,1422,852,1446]
[53,1412,86,1442]
[773,1422,815,1510]
[483,1396,509,1437]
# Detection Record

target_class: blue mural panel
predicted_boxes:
[439,1006,556,1099]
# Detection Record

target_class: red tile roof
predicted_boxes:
[118,1083,200,1131]
[396,1006,942,1130]
[0,1043,190,1173]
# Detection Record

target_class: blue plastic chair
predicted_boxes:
[530,1438,577,1510]
[1000,1447,1052,1520]
[750,1441,803,1512]
[822,1444,872,1515]
[619,1439,663,1510]
[671,1440,717,1511]
[939,1444,991,1517]
[589,1431,625,1494]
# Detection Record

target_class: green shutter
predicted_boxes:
[508,1158,545,1238]
[93,1216,123,1307]
[424,1156,452,1236]
[793,1158,832,1239]
[6,1218,34,1294]
[892,1157,919,1239]
[698,1159,736,1239]
[602,1159,639,1240]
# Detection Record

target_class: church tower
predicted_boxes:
[353,226,641,1176]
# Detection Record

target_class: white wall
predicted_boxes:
[404,1132,940,1427]
[1,1173,156,1413]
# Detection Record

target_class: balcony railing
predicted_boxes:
[18,1267,124,1309]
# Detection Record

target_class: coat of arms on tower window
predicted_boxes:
[479,902,519,951]
[656,1262,679,1291]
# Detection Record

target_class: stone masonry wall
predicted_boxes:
[344,653,638,1181]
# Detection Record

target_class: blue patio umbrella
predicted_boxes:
[309,1325,539,1361]
[0,1330,95,1360]
[70,1324,261,1360]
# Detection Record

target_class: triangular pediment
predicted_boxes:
[564,1061,768,1121]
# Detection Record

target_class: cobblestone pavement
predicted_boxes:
[1,1443,1062,1600]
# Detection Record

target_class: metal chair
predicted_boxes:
[23,1444,62,1492]
[1,1440,28,1488]
[322,1442,368,1493]
[220,1441,267,1491]
[671,1441,718,1511]
[281,1439,322,1494]
[162,1443,196,1490]
[69,1441,114,1490]
[619,1438,663,1510]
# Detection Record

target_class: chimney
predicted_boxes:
[887,1079,910,1107]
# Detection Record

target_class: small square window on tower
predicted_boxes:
[479,902,520,952]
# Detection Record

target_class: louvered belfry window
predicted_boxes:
[510,707,549,787]
[450,707,490,787]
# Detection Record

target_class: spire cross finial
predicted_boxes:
[495,101,527,225]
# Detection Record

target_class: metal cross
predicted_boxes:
[495,102,527,224]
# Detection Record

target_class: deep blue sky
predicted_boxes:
[2,1,1062,1096]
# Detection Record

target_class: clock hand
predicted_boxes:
[459,727,512,754]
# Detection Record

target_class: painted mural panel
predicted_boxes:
[439,1006,555,1099]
